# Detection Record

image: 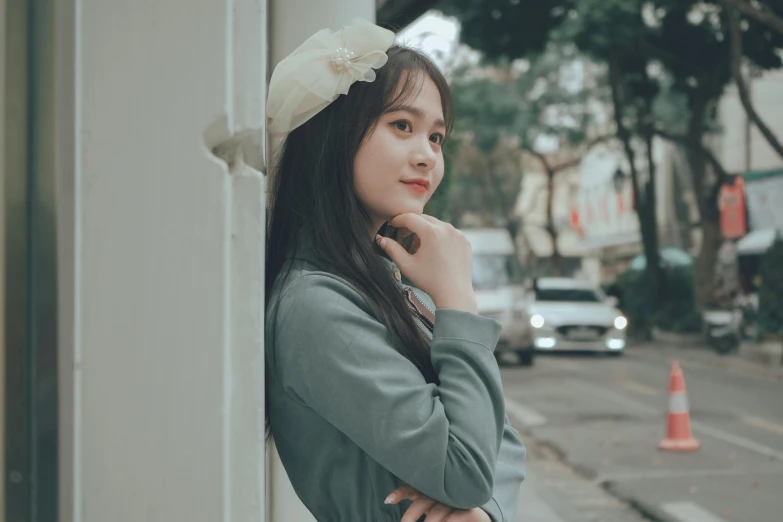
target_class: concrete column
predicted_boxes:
[55,0,267,520]
[267,1,375,521]
[271,0,375,64]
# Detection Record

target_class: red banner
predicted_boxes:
[719,176,747,239]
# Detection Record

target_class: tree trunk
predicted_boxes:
[546,166,563,276]
[684,94,721,309]
[484,154,527,275]
[642,125,663,307]
[608,55,661,337]
[727,5,783,161]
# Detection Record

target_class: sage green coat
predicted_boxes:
[266,247,526,522]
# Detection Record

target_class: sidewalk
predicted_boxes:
[646,330,783,380]
[518,436,647,522]
[739,339,783,368]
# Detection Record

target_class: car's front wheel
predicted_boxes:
[517,349,535,367]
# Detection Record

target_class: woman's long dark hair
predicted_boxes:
[265,45,454,442]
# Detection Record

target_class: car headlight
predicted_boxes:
[530,314,545,328]
[614,316,628,330]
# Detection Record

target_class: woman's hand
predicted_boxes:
[385,485,491,522]
[376,214,477,314]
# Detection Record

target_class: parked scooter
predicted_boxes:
[736,293,760,341]
[702,309,742,355]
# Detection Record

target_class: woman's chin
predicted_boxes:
[388,201,427,217]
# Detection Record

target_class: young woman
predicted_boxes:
[265,18,526,522]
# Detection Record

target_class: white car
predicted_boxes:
[522,277,628,354]
[462,228,535,366]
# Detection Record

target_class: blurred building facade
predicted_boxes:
[571,68,783,286]
[718,69,783,236]
[573,138,700,285]
[718,69,783,175]
[514,164,587,278]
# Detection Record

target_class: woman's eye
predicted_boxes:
[392,120,411,132]
[430,133,445,145]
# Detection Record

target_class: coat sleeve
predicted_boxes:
[480,414,527,522]
[271,273,506,509]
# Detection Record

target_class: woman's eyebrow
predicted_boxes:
[387,105,446,129]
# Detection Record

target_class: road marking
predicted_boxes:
[620,379,663,397]
[742,415,783,436]
[505,399,548,427]
[691,421,783,461]
[578,382,783,461]
[577,382,660,415]
[660,502,729,522]
[599,467,783,482]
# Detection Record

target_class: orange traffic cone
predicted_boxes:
[658,361,700,452]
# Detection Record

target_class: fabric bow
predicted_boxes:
[266,18,396,135]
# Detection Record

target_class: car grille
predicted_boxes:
[556,325,609,336]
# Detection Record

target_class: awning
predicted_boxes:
[736,228,778,255]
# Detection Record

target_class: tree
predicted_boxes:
[444,45,608,274]
[758,237,783,342]
[720,0,783,34]
[445,62,524,245]
[721,0,783,161]
[440,0,783,309]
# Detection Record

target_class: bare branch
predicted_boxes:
[724,3,783,161]
[651,127,729,182]
[521,146,552,173]
[552,135,616,172]
[720,0,783,34]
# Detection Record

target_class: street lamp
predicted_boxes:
[612,167,627,194]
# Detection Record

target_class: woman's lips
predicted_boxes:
[401,179,429,194]
[402,182,428,194]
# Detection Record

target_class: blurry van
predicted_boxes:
[461,228,534,366]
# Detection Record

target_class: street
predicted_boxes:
[500,344,783,522]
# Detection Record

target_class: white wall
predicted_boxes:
[515,169,585,258]
[718,70,783,173]
[56,0,266,520]
[0,0,5,513]
[576,144,641,251]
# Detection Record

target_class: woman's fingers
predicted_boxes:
[418,214,442,225]
[422,503,455,522]
[384,485,420,505]
[400,498,437,522]
[388,213,433,236]
[376,235,413,272]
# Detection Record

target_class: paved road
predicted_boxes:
[500,345,783,522]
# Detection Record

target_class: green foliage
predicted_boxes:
[438,0,574,61]
[616,265,701,337]
[443,43,604,226]
[442,0,783,311]
[449,68,520,152]
[424,136,456,221]
[758,237,783,338]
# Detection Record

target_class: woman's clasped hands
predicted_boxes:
[384,485,491,522]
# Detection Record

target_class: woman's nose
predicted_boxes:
[410,136,437,170]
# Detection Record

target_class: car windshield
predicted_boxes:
[473,254,522,290]
[535,287,602,302]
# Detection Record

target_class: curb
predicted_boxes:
[603,481,680,522]
[628,340,783,381]
[521,428,670,522]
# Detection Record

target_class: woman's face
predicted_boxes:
[353,75,446,233]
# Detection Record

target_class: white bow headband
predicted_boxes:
[266,18,396,135]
